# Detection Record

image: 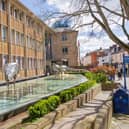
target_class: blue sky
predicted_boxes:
[20,0,126,57]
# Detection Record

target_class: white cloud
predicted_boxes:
[47,0,70,12]
[45,0,127,57]
[79,37,115,57]
[22,0,127,58]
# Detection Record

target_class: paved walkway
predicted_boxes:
[110,114,129,129]
[44,91,111,129]
[0,91,111,129]
[115,76,129,89]
[110,77,129,129]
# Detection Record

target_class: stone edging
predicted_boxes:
[12,84,102,129]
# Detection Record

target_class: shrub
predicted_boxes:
[84,72,96,80]
[28,79,96,120]
[84,71,107,84]
[47,96,60,111]
[60,90,73,103]
[69,88,78,97]
[96,73,107,83]
[28,100,48,118]
[28,96,60,119]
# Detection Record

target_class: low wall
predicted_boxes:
[101,82,120,91]
[93,96,112,129]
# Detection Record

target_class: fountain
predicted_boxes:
[0,64,87,121]
[4,62,20,87]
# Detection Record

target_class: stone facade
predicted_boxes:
[52,28,79,67]
[0,0,80,80]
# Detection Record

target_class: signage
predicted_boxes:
[123,56,129,64]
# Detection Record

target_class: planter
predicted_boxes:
[102,82,120,91]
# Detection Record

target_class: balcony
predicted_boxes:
[35,32,43,41]
[26,48,35,58]
[0,11,7,25]
[26,26,34,37]
[0,42,8,54]
[37,51,43,59]
[10,17,24,32]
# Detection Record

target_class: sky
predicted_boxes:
[20,0,125,57]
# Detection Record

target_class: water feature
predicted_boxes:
[0,74,86,119]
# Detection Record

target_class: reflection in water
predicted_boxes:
[0,74,86,113]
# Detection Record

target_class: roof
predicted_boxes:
[54,27,78,33]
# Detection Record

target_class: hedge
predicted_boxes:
[28,80,96,119]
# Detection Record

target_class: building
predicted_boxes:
[52,28,79,67]
[81,53,92,66]
[82,48,103,67]
[0,0,49,80]
[0,0,80,81]
[98,49,112,66]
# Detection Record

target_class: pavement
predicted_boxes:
[115,76,129,89]
[0,91,111,129]
[110,114,129,129]
[44,91,111,129]
[110,76,129,129]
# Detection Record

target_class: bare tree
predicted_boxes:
[121,0,129,19]
[40,0,129,52]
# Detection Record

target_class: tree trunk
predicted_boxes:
[121,0,129,19]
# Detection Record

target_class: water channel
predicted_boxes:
[0,74,86,116]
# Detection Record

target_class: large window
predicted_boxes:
[11,29,15,44]
[16,32,20,44]
[0,54,2,69]
[2,55,8,66]
[21,34,24,46]
[27,36,31,48]
[62,33,67,41]
[16,56,20,68]
[1,25,7,42]
[1,0,6,11]
[14,9,18,19]
[62,47,68,54]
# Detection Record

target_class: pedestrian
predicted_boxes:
[120,68,123,76]
[117,70,122,80]
[125,67,128,75]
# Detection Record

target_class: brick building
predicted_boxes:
[52,28,79,67]
[0,0,80,81]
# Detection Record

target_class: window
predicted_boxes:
[63,60,68,66]
[16,32,19,44]
[0,54,2,69]
[11,56,15,62]
[1,0,6,11]
[19,12,23,21]
[62,33,67,41]
[21,34,24,46]
[20,57,23,69]
[19,33,22,45]
[16,56,20,68]
[27,36,31,48]
[62,47,68,54]
[14,9,18,19]
[10,7,14,16]
[3,55,8,66]
[34,59,37,69]
[11,29,15,43]
[1,25,7,42]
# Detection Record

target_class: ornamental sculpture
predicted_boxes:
[4,62,20,87]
